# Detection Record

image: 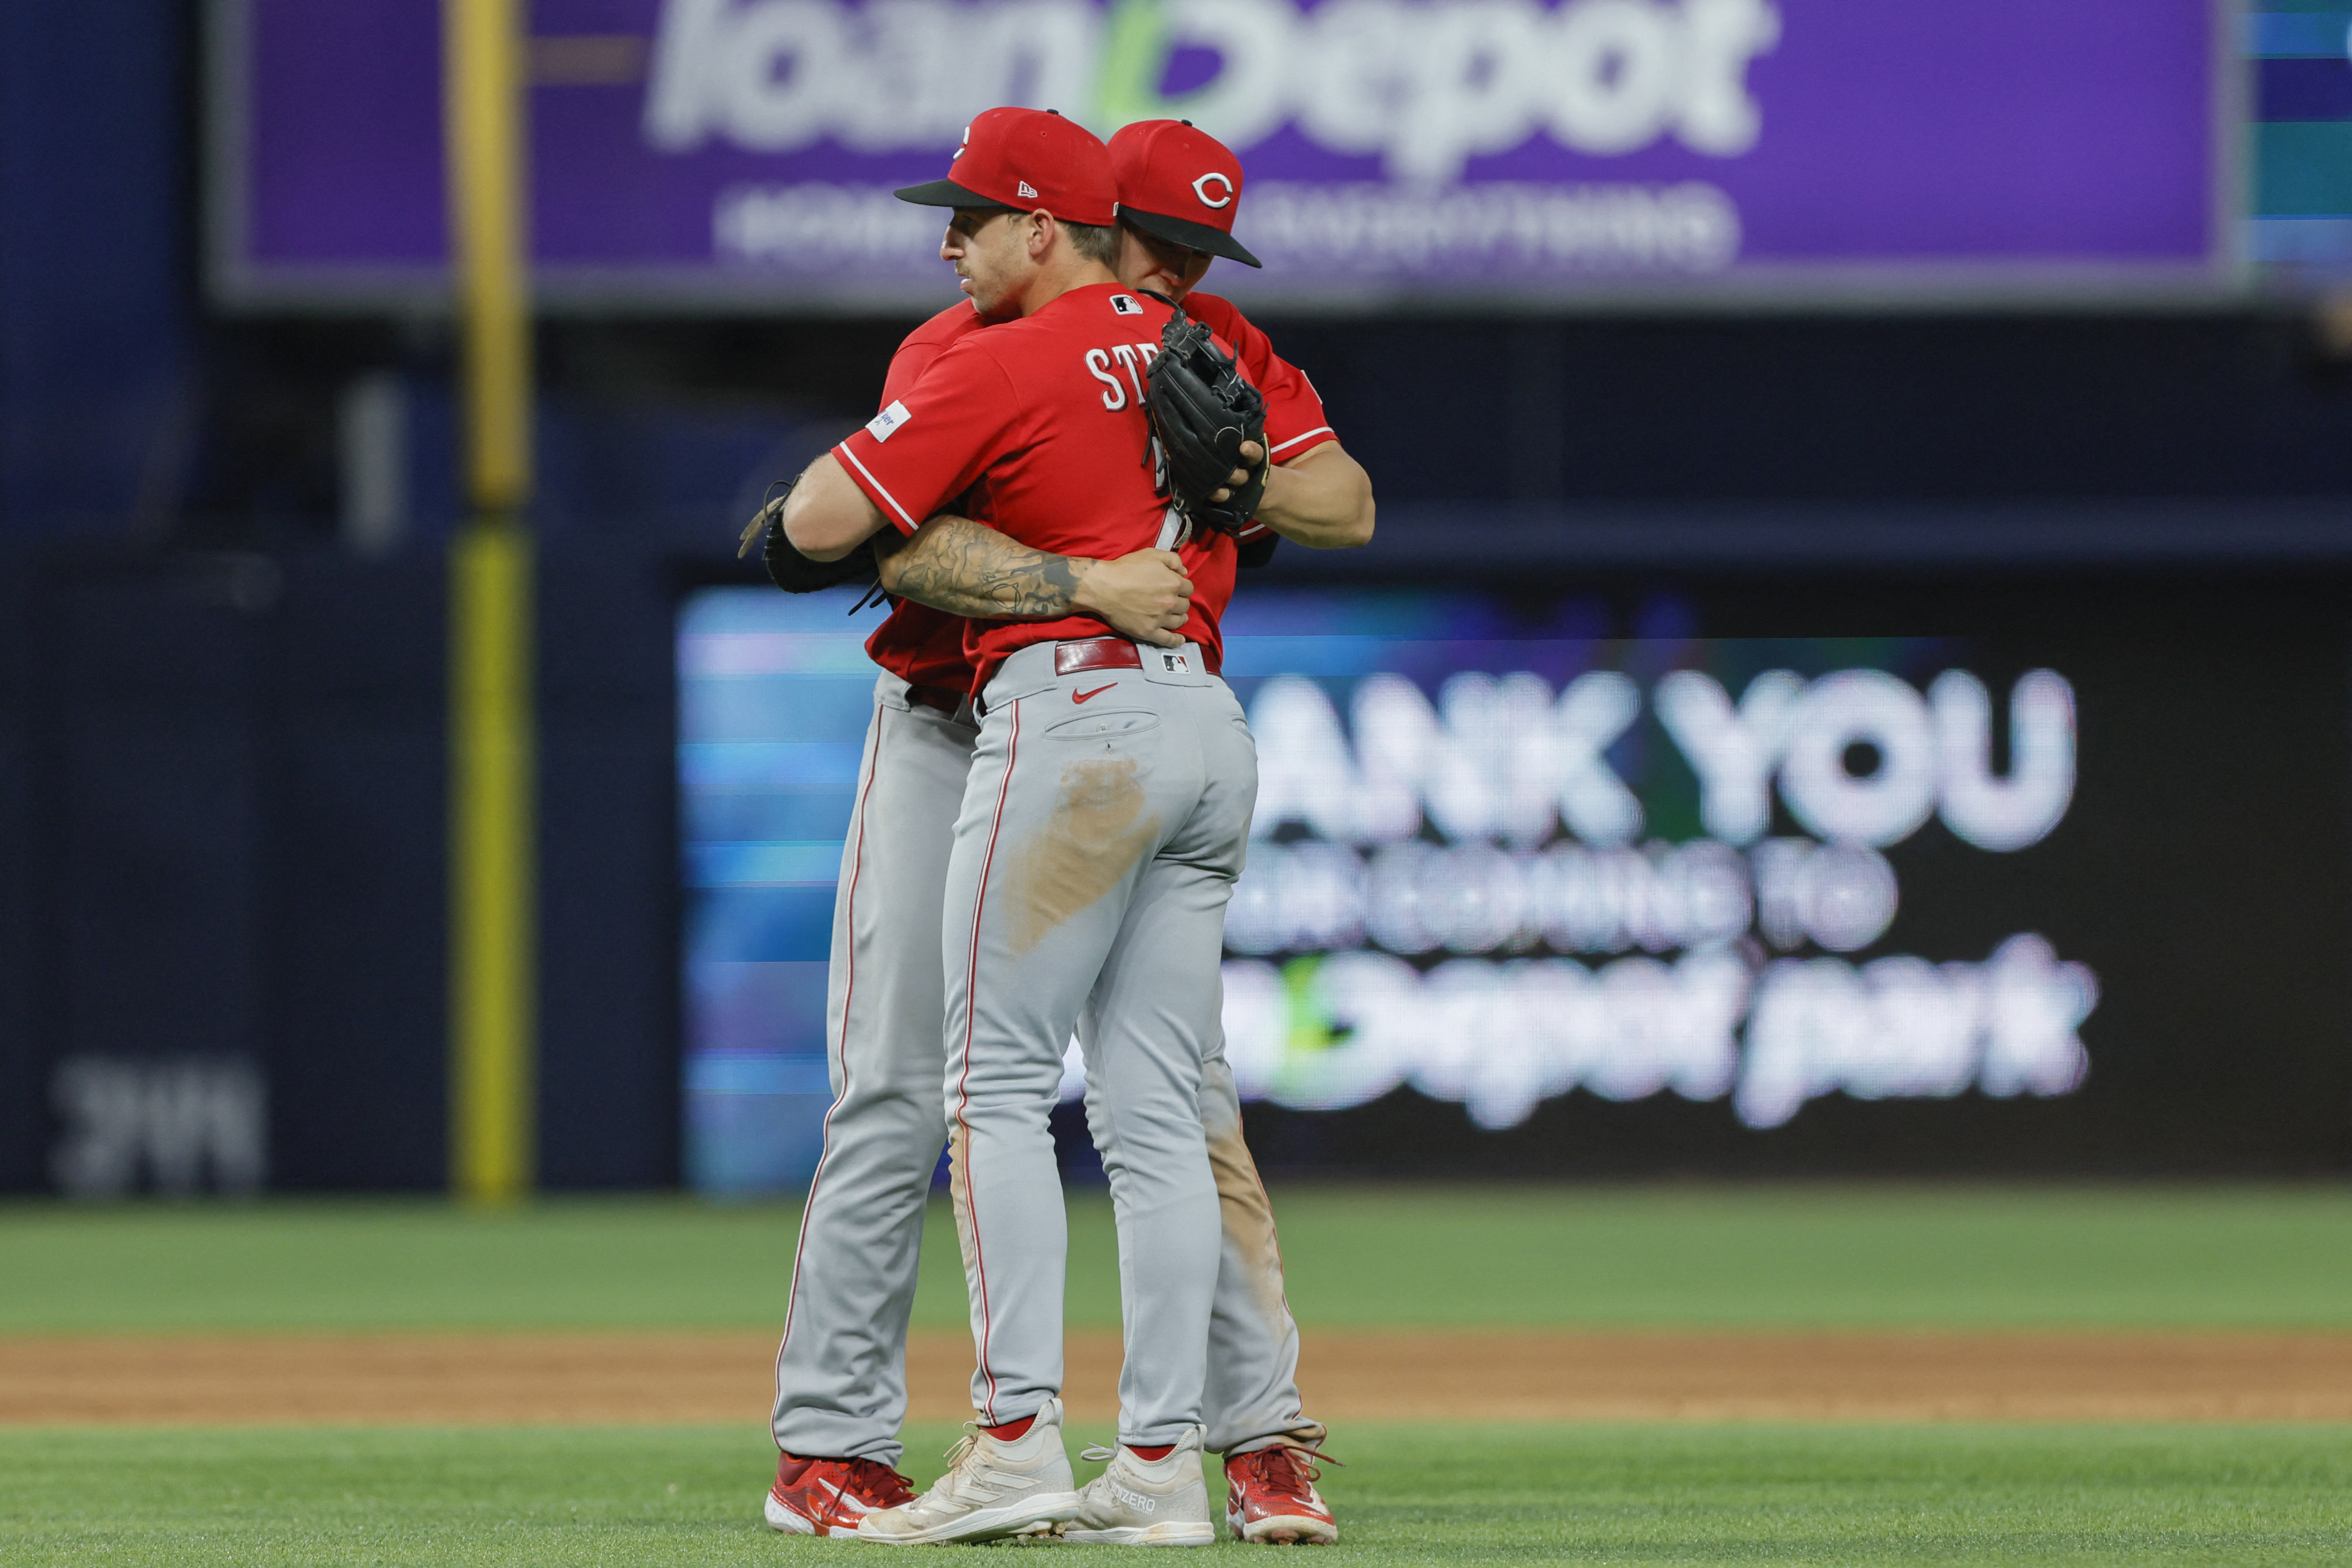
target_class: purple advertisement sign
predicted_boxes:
[210,0,2232,310]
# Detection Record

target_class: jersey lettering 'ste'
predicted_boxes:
[1083,342,1163,411]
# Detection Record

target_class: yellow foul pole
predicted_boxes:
[445,0,535,1203]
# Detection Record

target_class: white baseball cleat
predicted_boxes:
[1059,1427,1217,1546]
[854,1396,1080,1545]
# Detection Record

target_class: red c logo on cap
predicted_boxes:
[1191,172,1235,210]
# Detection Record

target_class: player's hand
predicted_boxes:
[1076,549,1193,648]
[1209,439,1268,504]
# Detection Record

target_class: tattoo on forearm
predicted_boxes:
[886,517,1082,619]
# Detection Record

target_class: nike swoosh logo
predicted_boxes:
[1072,683,1118,703]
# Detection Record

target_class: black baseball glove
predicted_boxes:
[737,478,880,595]
[1145,298,1268,539]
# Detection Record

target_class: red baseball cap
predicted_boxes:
[1109,119,1262,268]
[894,107,1117,228]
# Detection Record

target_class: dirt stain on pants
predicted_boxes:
[1206,1114,1290,1325]
[947,1119,980,1284]
[1002,758,1160,958]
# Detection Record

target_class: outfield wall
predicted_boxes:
[3,518,2351,1192]
[0,547,681,1195]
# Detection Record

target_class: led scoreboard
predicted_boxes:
[679,583,2352,1191]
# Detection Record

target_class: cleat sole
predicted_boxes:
[1060,1521,1217,1547]
[1228,1511,1338,1546]
[859,1490,1082,1546]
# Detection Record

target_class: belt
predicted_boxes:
[906,683,965,717]
[1053,637,1142,677]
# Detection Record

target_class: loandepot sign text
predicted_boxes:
[647,0,1780,178]
[226,0,2219,302]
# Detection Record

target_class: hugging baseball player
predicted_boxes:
[752,106,1372,1545]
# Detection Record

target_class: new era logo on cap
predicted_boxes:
[892,107,1117,226]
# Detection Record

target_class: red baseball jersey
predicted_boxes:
[833,281,1240,692]
[881,301,988,405]
[852,290,1338,691]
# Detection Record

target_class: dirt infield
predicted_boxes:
[7,1329,2352,1425]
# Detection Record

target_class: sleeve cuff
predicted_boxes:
[834,442,924,537]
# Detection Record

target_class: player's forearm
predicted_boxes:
[1253,442,1375,549]
[876,514,1089,618]
[781,455,890,561]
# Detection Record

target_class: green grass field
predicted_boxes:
[7,1422,2349,1566]
[8,1184,2352,1333]
[6,1186,2352,1564]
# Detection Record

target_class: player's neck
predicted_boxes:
[1013,257,1120,317]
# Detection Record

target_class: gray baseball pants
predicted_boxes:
[772,667,1324,1464]
[944,640,1260,1448]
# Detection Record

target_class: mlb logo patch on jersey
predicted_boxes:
[866,400,912,442]
[1110,294,1142,316]
[1159,650,1191,674]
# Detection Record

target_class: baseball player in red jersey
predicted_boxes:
[874,118,1373,562]
[762,112,1367,1546]
[784,107,1280,1546]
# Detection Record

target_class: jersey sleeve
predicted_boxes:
[834,342,1021,537]
[1261,363,1334,466]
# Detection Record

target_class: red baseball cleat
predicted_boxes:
[1224,1444,1339,1545]
[763,1451,919,1537]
